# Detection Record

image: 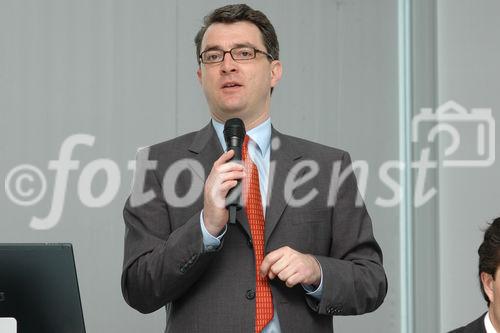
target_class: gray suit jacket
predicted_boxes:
[449,313,487,333]
[121,123,387,332]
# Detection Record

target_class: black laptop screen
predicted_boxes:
[0,243,86,333]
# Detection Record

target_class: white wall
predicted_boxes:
[0,1,400,332]
[437,0,500,331]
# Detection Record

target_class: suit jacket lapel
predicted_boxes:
[264,127,302,245]
[188,122,222,166]
[188,122,251,239]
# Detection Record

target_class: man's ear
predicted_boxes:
[270,60,282,88]
[481,272,495,304]
[197,66,202,84]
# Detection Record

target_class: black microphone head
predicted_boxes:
[223,118,246,143]
[223,118,245,211]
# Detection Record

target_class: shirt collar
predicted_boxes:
[211,118,271,156]
[485,311,497,333]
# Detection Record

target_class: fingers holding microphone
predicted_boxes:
[203,150,245,235]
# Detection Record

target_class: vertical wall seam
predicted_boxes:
[432,0,441,330]
[174,0,179,136]
[398,0,414,332]
[335,0,343,146]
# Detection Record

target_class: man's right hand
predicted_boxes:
[203,149,245,236]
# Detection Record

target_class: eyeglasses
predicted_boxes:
[199,47,274,64]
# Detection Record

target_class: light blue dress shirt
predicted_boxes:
[200,118,323,332]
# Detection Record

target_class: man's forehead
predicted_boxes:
[201,21,265,50]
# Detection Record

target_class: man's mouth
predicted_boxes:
[221,82,243,89]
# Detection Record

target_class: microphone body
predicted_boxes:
[223,118,246,223]
[226,135,243,161]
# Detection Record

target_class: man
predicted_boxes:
[122,4,387,332]
[450,217,500,333]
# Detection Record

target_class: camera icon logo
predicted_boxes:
[412,100,495,167]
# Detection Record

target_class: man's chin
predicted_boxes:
[219,105,247,117]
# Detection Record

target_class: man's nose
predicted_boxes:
[220,53,238,74]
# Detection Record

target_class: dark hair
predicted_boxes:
[194,4,279,65]
[478,217,500,305]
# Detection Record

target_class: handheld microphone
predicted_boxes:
[223,118,246,224]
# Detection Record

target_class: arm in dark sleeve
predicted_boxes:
[121,148,220,313]
[305,151,387,316]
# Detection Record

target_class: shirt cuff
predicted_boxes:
[301,259,323,300]
[200,210,227,252]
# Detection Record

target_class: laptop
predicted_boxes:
[0,243,86,333]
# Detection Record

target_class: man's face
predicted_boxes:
[482,268,500,328]
[197,21,282,127]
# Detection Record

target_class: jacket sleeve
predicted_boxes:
[305,151,387,316]
[121,148,219,314]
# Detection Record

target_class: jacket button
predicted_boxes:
[245,289,255,300]
[247,239,253,248]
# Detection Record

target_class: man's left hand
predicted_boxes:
[260,246,321,288]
